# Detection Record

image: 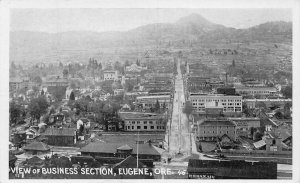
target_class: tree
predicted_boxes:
[274,111,284,119]
[41,89,44,95]
[27,96,49,122]
[69,91,75,101]
[32,76,42,84]
[232,59,236,67]
[256,101,267,109]
[63,69,69,78]
[9,101,22,126]
[283,102,292,119]
[282,85,292,99]
[155,100,160,113]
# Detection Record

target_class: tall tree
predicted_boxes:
[155,100,160,112]
[69,91,75,101]
[27,96,49,122]
[9,101,22,126]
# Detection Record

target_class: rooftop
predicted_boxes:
[23,141,50,151]
[79,142,162,156]
[199,119,236,126]
[43,128,76,136]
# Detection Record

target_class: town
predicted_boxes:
[9,12,292,179]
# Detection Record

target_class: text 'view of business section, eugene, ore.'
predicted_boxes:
[8,7,293,179]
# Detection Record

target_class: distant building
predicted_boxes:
[125,64,147,73]
[43,76,69,87]
[235,87,277,96]
[23,141,50,155]
[103,70,118,81]
[197,119,237,141]
[136,95,171,109]
[114,88,125,96]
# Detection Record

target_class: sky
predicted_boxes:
[10,8,292,33]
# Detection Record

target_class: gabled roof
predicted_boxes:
[117,144,133,150]
[199,119,236,126]
[23,141,50,151]
[79,142,161,156]
[112,156,145,169]
[253,140,266,149]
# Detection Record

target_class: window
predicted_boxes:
[226,131,229,134]
[149,121,153,124]
[144,121,147,124]
[137,126,141,129]
[213,131,215,133]
[157,126,160,129]
[132,126,134,129]
[127,126,130,130]
[137,121,140,124]
[151,126,154,129]
[132,121,135,124]
[144,126,147,130]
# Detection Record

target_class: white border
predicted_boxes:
[1,0,299,183]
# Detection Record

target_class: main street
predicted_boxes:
[167,59,191,156]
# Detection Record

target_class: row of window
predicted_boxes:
[126,125,165,130]
[128,121,163,125]
[191,99,242,102]
[202,131,235,134]
[192,102,241,106]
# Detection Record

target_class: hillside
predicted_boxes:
[10,14,292,64]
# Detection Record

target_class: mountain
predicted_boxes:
[10,14,292,63]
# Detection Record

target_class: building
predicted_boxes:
[136,95,171,109]
[197,119,237,141]
[43,128,76,146]
[114,88,125,96]
[187,159,277,179]
[189,94,242,115]
[119,112,166,132]
[103,70,118,81]
[235,87,277,96]
[243,98,292,109]
[79,142,162,162]
[23,141,51,155]
[125,64,147,73]
[228,117,260,136]
[43,76,69,87]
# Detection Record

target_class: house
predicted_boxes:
[79,141,162,162]
[197,119,237,141]
[43,128,76,146]
[23,141,50,155]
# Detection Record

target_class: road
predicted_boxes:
[167,59,191,156]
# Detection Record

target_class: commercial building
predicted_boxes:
[187,159,277,179]
[79,142,163,161]
[189,94,242,115]
[136,95,171,109]
[235,87,277,96]
[197,119,237,141]
[228,117,260,136]
[119,112,166,132]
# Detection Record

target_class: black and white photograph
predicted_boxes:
[1,0,299,181]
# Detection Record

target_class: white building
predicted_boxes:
[103,70,118,81]
[189,94,242,114]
